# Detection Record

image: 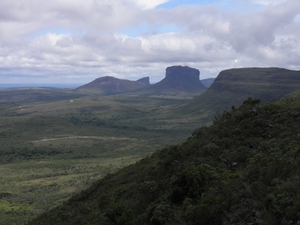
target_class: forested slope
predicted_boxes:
[29,91,300,225]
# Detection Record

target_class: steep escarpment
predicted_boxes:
[75,66,207,97]
[134,66,207,97]
[159,65,207,92]
[183,67,300,112]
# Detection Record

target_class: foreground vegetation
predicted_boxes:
[28,92,300,225]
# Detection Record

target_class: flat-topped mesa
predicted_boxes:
[75,66,206,97]
[182,67,300,112]
[165,66,200,83]
[157,65,207,93]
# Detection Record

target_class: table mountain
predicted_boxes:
[183,67,300,112]
[134,66,207,97]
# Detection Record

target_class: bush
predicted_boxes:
[171,164,216,204]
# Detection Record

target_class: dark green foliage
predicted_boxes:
[147,201,174,225]
[28,94,300,225]
[105,204,133,225]
[183,195,223,225]
[171,164,216,204]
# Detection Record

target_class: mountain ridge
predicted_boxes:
[182,67,300,113]
[76,76,150,95]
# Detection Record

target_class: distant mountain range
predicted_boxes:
[1,67,299,106]
[76,66,207,97]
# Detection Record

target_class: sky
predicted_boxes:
[0,0,300,85]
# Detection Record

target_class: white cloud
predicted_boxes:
[129,0,169,9]
[0,0,299,84]
[253,0,286,6]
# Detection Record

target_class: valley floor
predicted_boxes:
[0,94,211,224]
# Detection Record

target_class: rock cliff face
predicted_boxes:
[157,66,207,92]
[137,77,150,85]
[209,67,300,99]
[76,66,207,96]
[76,76,149,95]
[136,66,207,97]
[165,66,199,80]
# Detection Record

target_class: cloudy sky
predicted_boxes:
[0,0,300,85]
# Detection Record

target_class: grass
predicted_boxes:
[0,94,209,225]
[0,155,142,224]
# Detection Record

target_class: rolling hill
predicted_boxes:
[75,76,150,95]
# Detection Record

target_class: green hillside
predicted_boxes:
[183,67,300,113]
[28,90,300,225]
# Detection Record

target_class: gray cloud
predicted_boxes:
[0,0,299,84]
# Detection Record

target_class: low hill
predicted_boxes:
[28,91,300,225]
[182,67,300,112]
[134,66,207,97]
[76,76,150,95]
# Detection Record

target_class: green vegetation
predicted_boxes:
[0,88,84,103]
[1,67,300,224]
[28,94,300,225]
[0,94,206,225]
